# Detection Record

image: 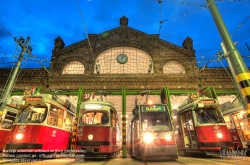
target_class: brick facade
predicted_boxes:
[0,16,238,92]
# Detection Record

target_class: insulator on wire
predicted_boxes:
[19,37,25,44]
[27,45,33,52]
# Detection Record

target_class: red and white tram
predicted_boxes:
[0,98,19,151]
[4,93,75,154]
[173,94,234,156]
[127,103,178,161]
[75,100,121,158]
[221,101,250,150]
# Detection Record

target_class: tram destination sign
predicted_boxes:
[24,97,43,101]
[142,105,165,112]
[199,99,215,104]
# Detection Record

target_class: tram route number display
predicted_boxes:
[2,149,85,162]
[142,105,165,112]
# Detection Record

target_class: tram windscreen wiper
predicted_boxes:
[156,125,169,132]
[20,106,34,123]
[204,111,217,125]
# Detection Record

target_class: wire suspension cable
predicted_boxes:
[231,15,250,38]
[0,42,19,100]
[152,0,207,7]
[0,24,15,38]
[199,14,250,68]
[158,5,207,35]
[76,0,95,62]
[219,60,242,99]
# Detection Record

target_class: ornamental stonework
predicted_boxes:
[0,16,241,92]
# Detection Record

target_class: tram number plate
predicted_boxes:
[156,148,165,152]
[86,148,94,153]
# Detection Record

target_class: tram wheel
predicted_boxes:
[184,150,191,157]
[107,153,113,159]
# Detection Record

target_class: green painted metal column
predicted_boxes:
[220,42,248,110]
[0,37,31,113]
[164,86,172,115]
[122,87,127,158]
[71,87,84,151]
[206,0,250,116]
[211,87,218,100]
[76,87,84,115]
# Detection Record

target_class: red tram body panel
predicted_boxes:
[0,130,12,151]
[4,93,76,154]
[0,98,19,151]
[75,100,121,158]
[195,125,233,150]
[127,103,178,161]
[7,125,71,151]
[174,94,234,156]
[221,101,250,150]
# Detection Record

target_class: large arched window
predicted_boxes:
[163,61,185,74]
[94,47,153,74]
[62,61,85,74]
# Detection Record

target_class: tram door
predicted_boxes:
[130,119,135,154]
[174,115,185,150]
[180,110,198,148]
[133,117,140,157]
[224,115,243,149]
[232,112,250,147]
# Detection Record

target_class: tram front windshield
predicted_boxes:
[141,111,172,132]
[195,108,225,124]
[80,111,109,125]
[15,106,47,123]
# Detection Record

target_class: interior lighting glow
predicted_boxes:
[16,133,23,140]
[166,135,172,141]
[217,133,223,138]
[240,111,246,115]
[143,133,153,144]
[88,134,94,141]
[85,104,102,109]
[148,100,153,105]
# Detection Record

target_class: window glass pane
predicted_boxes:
[62,61,85,74]
[80,111,109,126]
[65,113,74,131]
[1,111,17,129]
[163,61,185,74]
[94,47,153,74]
[15,106,47,123]
[47,106,64,127]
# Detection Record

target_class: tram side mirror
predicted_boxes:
[172,123,176,131]
[18,100,25,105]
[132,108,138,116]
[197,103,204,108]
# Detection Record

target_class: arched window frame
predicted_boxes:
[94,46,154,74]
[163,60,185,74]
[62,61,85,74]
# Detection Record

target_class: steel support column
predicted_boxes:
[122,87,127,158]
[164,86,172,115]
[71,87,84,151]
[206,0,250,116]
[221,42,248,109]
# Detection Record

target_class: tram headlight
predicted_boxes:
[16,133,23,140]
[0,111,2,122]
[143,133,153,144]
[88,134,93,141]
[147,100,153,105]
[165,135,172,141]
[85,104,102,109]
[217,133,223,138]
